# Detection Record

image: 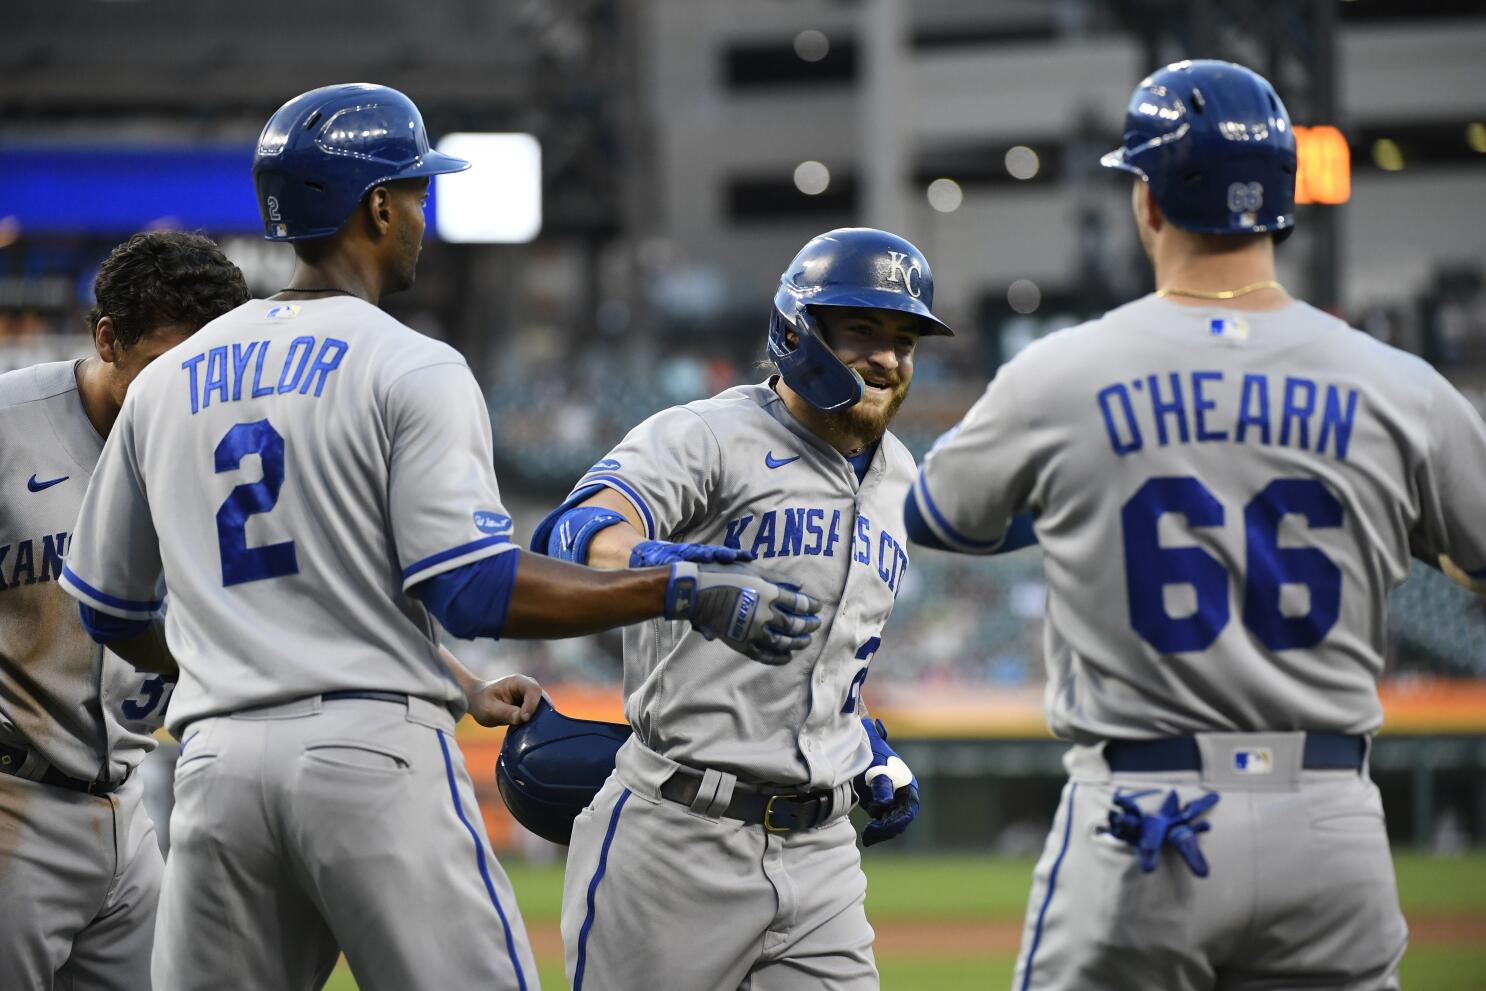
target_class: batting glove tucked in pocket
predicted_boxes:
[854,717,920,847]
[663,562,821,664]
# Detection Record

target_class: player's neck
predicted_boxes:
[774,379,876,456]
[74,356,121,439]
[278,256,383,306]
[1152,239,1289,311]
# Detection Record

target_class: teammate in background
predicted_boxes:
[0,231,248,991]
[59,84,819,991]
[529,228,947,990]
[907,60,1486,989]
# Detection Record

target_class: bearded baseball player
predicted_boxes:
[906,60,1486,990]
[58,83,819,991]
[0,231,249,990]
[527,227,948,990]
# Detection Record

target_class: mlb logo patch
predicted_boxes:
[1209,317,1250,342]
[1232,748,1273,775]
[267,304,301,320]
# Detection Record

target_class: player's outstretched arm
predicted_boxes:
[413,549,821,664]
[504,552,821,664]
[547,489,753,571]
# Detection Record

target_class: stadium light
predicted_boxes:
[1293,125,1351,204]
[434,133,542,243]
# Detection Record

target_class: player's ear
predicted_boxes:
[94,315,120,365]
[365,185,394,237]
[1135,181,1164,233]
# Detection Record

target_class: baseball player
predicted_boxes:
[528,227,947,990]
[907,60,1486,990]
[58,83,819,991]
[0,231,249,990]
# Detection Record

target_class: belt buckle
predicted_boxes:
[763,794,798,833]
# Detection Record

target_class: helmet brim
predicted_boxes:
[805,288,954,337]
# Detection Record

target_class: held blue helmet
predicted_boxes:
[495,698,632,846]
[1101,60,1297,237]
[252,83,470,241]
[768,228,953,412]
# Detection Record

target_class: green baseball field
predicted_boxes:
[327,850,1486,989]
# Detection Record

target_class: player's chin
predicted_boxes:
[849,383,908,434]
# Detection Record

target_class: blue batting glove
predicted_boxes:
[1104,788,1219,877]
[853,717,920,847]
[630,540,755,569]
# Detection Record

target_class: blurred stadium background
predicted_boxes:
[4,0,1484,986]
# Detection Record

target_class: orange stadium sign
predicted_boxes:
[1293,124,1351,205]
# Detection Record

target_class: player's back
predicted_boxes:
[99,297,501,733]
[997,293,1476,741]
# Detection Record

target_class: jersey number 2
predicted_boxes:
[215,419,299,587]
[841,636,882,714]
[1121,476,1342,652]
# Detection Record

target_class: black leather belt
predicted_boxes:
[1104,733,1365,773]
[0,742,127,796]
[231,690,409,717]
[321,690,408,705]
[659,765,839,833]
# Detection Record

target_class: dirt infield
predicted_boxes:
[521,913,1486,958]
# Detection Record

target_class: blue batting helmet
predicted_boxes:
[252,83,470,241]
[768,228,953,412]
[495,698,632,846]
[1101,60,1297,237]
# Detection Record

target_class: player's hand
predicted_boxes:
[663,562,821,664]
[853,717,920,847]
[629,540,755,569]
[465,674,543,728]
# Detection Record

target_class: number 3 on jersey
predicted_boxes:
[215,419,299,587]
[1121,476,1343,652]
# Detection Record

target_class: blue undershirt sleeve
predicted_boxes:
[904,498,1038,556]
[411,548,521,640]
[78,603,152,645]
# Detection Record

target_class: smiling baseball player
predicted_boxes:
[58,83,818,991]
[907,60,1486,989]
[0,231,249,990]
[529,228,948,990]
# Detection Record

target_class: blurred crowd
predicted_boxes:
[3,261,1484,691]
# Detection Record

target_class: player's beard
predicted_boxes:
[821,373,910,448]
[389,224,422,294]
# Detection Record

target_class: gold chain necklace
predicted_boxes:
[1156,280,1284,300]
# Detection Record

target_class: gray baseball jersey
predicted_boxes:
[0,360,165,782]
[914,294,1486,742]
[550,379,908,990]
[61,296,518,735]
[59,296,537,991]
[0,360,167,991]
[553,381,914,791]
[914,293,1480,989]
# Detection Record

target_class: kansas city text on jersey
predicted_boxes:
[721,508,910,596]
[0,532,67,591]
[1097,371,1361,460]
[180,335,349,415]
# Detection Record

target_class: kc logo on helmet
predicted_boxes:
[884,251,923,298]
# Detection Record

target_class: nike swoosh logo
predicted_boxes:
[764,452,801,469]
[27,474,69,492]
